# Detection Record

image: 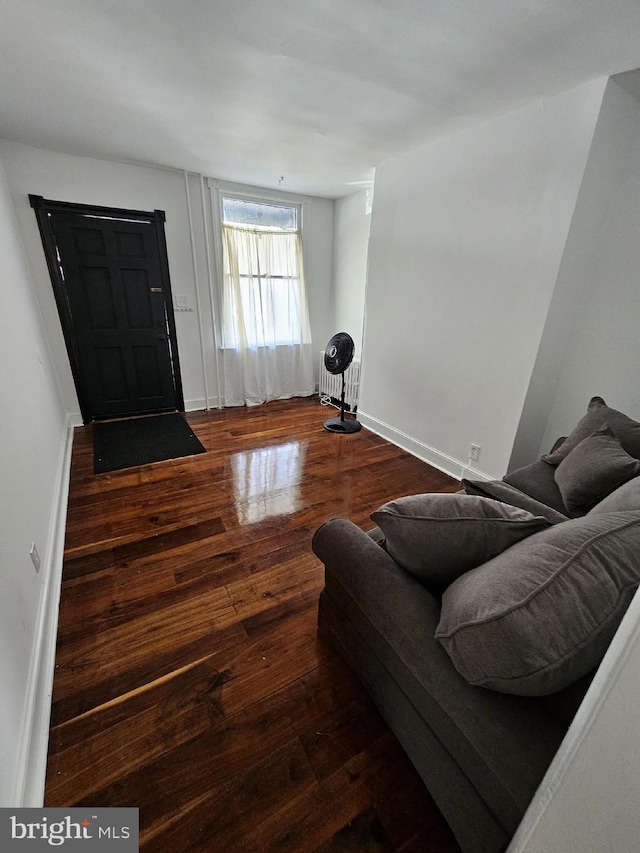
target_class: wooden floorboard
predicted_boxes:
[46,397,462,852]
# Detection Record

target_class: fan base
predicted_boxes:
[323,416,362,434]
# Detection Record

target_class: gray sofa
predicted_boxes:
[313,396,640,853]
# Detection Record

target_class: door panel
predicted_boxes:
[30,197,183,422]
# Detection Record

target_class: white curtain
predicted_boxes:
[221,223,315,406]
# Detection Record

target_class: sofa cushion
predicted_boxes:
[371,493,549,591]
[554,426,640,514]
[542,396,640,466]
[435,511,640,695]
[462,478,569,524]
[503,460,572,516]
[589,475,640,515]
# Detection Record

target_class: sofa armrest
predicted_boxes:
[313,517,398,576]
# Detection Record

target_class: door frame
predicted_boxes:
[30,195,185,424]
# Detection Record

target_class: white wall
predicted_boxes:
[359,79,607,480]
[332,189,371,357]
[0,141,334,416]
[0,152,69,805]
[302,195,335,377]
[535,80,640,455]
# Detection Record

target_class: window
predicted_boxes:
[220,196,310,350]
[222,198,297,230]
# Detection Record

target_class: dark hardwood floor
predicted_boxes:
[46,397,463,852]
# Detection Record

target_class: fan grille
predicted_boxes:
[324,332,355,375]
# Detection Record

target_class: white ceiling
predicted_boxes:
[2,0,640,198]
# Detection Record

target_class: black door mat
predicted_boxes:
[93,413,206,474]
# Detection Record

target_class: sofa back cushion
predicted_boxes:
[502,460,571,516]
[554,426,640,514]
[462,478,569,524]
[542,396,640,466]
[435,511,640,695]
[589,475,640,514]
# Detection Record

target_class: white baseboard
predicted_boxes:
[357,410,492,482]
[15,417,74,806]
[185,397,223,412]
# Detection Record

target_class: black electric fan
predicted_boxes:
[322,332,362,433]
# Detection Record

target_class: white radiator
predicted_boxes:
[319,350,360,413]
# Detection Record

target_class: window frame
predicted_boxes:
[209,182,309,350]
[221,196,300,232]
[212,183,306,235]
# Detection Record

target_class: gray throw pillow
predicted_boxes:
[589,475,640,515]
[435,511,640,695]
[542,396,640,466]
[554,426,640,514]
[371,493,549,590]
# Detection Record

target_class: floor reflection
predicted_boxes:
[231,440,307,525]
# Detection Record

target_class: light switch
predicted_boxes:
[175,295,194,311]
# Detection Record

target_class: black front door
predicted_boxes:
[31,197,184,423]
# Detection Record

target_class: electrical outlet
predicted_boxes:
[29,542,41,573]
[469,443,481,462]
